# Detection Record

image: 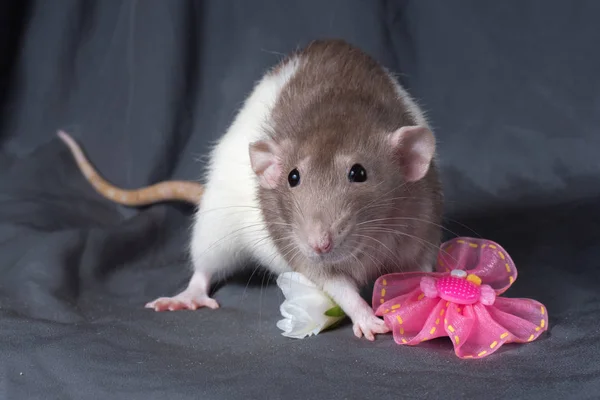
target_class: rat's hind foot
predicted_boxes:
[145,292,219,312]
[146,270,217,311]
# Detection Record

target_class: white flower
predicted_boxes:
[276,272,346,339]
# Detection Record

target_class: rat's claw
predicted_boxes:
[353,323,363,338]
[352,315,390,341]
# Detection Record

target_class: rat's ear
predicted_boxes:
[249,139,283,189]
[387,125,436,182]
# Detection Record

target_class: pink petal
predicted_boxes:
[372,272,443,310]
[444,303,512,359]
[404,299,449,344]
[377,286,443,345]
[487,297,548,343]
[436,237,517,294]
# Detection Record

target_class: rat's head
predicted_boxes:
[249,123,436,276]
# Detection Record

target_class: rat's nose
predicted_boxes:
[309,232,333,254]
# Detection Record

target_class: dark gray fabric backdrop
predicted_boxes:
[1,1,599,399]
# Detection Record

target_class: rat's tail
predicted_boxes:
[57,130,204,206]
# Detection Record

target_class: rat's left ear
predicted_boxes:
[387,125,436,182]
[249,139,283,189]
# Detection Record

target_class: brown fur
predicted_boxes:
[257,39,444,286]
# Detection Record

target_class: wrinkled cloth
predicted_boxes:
[1,1,600,399]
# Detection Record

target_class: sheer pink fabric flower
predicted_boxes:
[372,237,548,359]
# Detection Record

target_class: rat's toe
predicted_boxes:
[353,314,390,340]
[190,297,219,310]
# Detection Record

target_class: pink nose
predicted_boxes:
[309,233,333,254]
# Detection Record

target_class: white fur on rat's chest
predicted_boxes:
[189,57,303,276]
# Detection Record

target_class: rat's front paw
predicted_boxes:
[352,314,390,341]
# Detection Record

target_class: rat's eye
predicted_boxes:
[288,168,300,187]
[348,164,367,183]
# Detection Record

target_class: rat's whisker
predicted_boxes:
[287,248,302,266]
[353,181,406,215]
[357,227,455,263]
[245,234,297,256]
[346,238,388,276]
[357,217,409,227]
[360,196,429,210]
[192,224,269,260]
[195,205,263,217]
[350,233,403,270]
[359,214,463,238]
[442,217,482,237]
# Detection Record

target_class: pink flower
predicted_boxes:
[372,237,548,359]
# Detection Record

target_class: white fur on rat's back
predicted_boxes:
[188,56,303,280]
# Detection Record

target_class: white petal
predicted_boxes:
[277,301,319,338]
[276,272,347,338]
[276,318,293,334]
[280,300,311,320]
[277,271,316,289]
[276,272,321,301]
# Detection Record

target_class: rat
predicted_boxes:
[58,39,443,341]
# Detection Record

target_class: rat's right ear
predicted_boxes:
[387,125,436,182]
[249,140,282,189]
